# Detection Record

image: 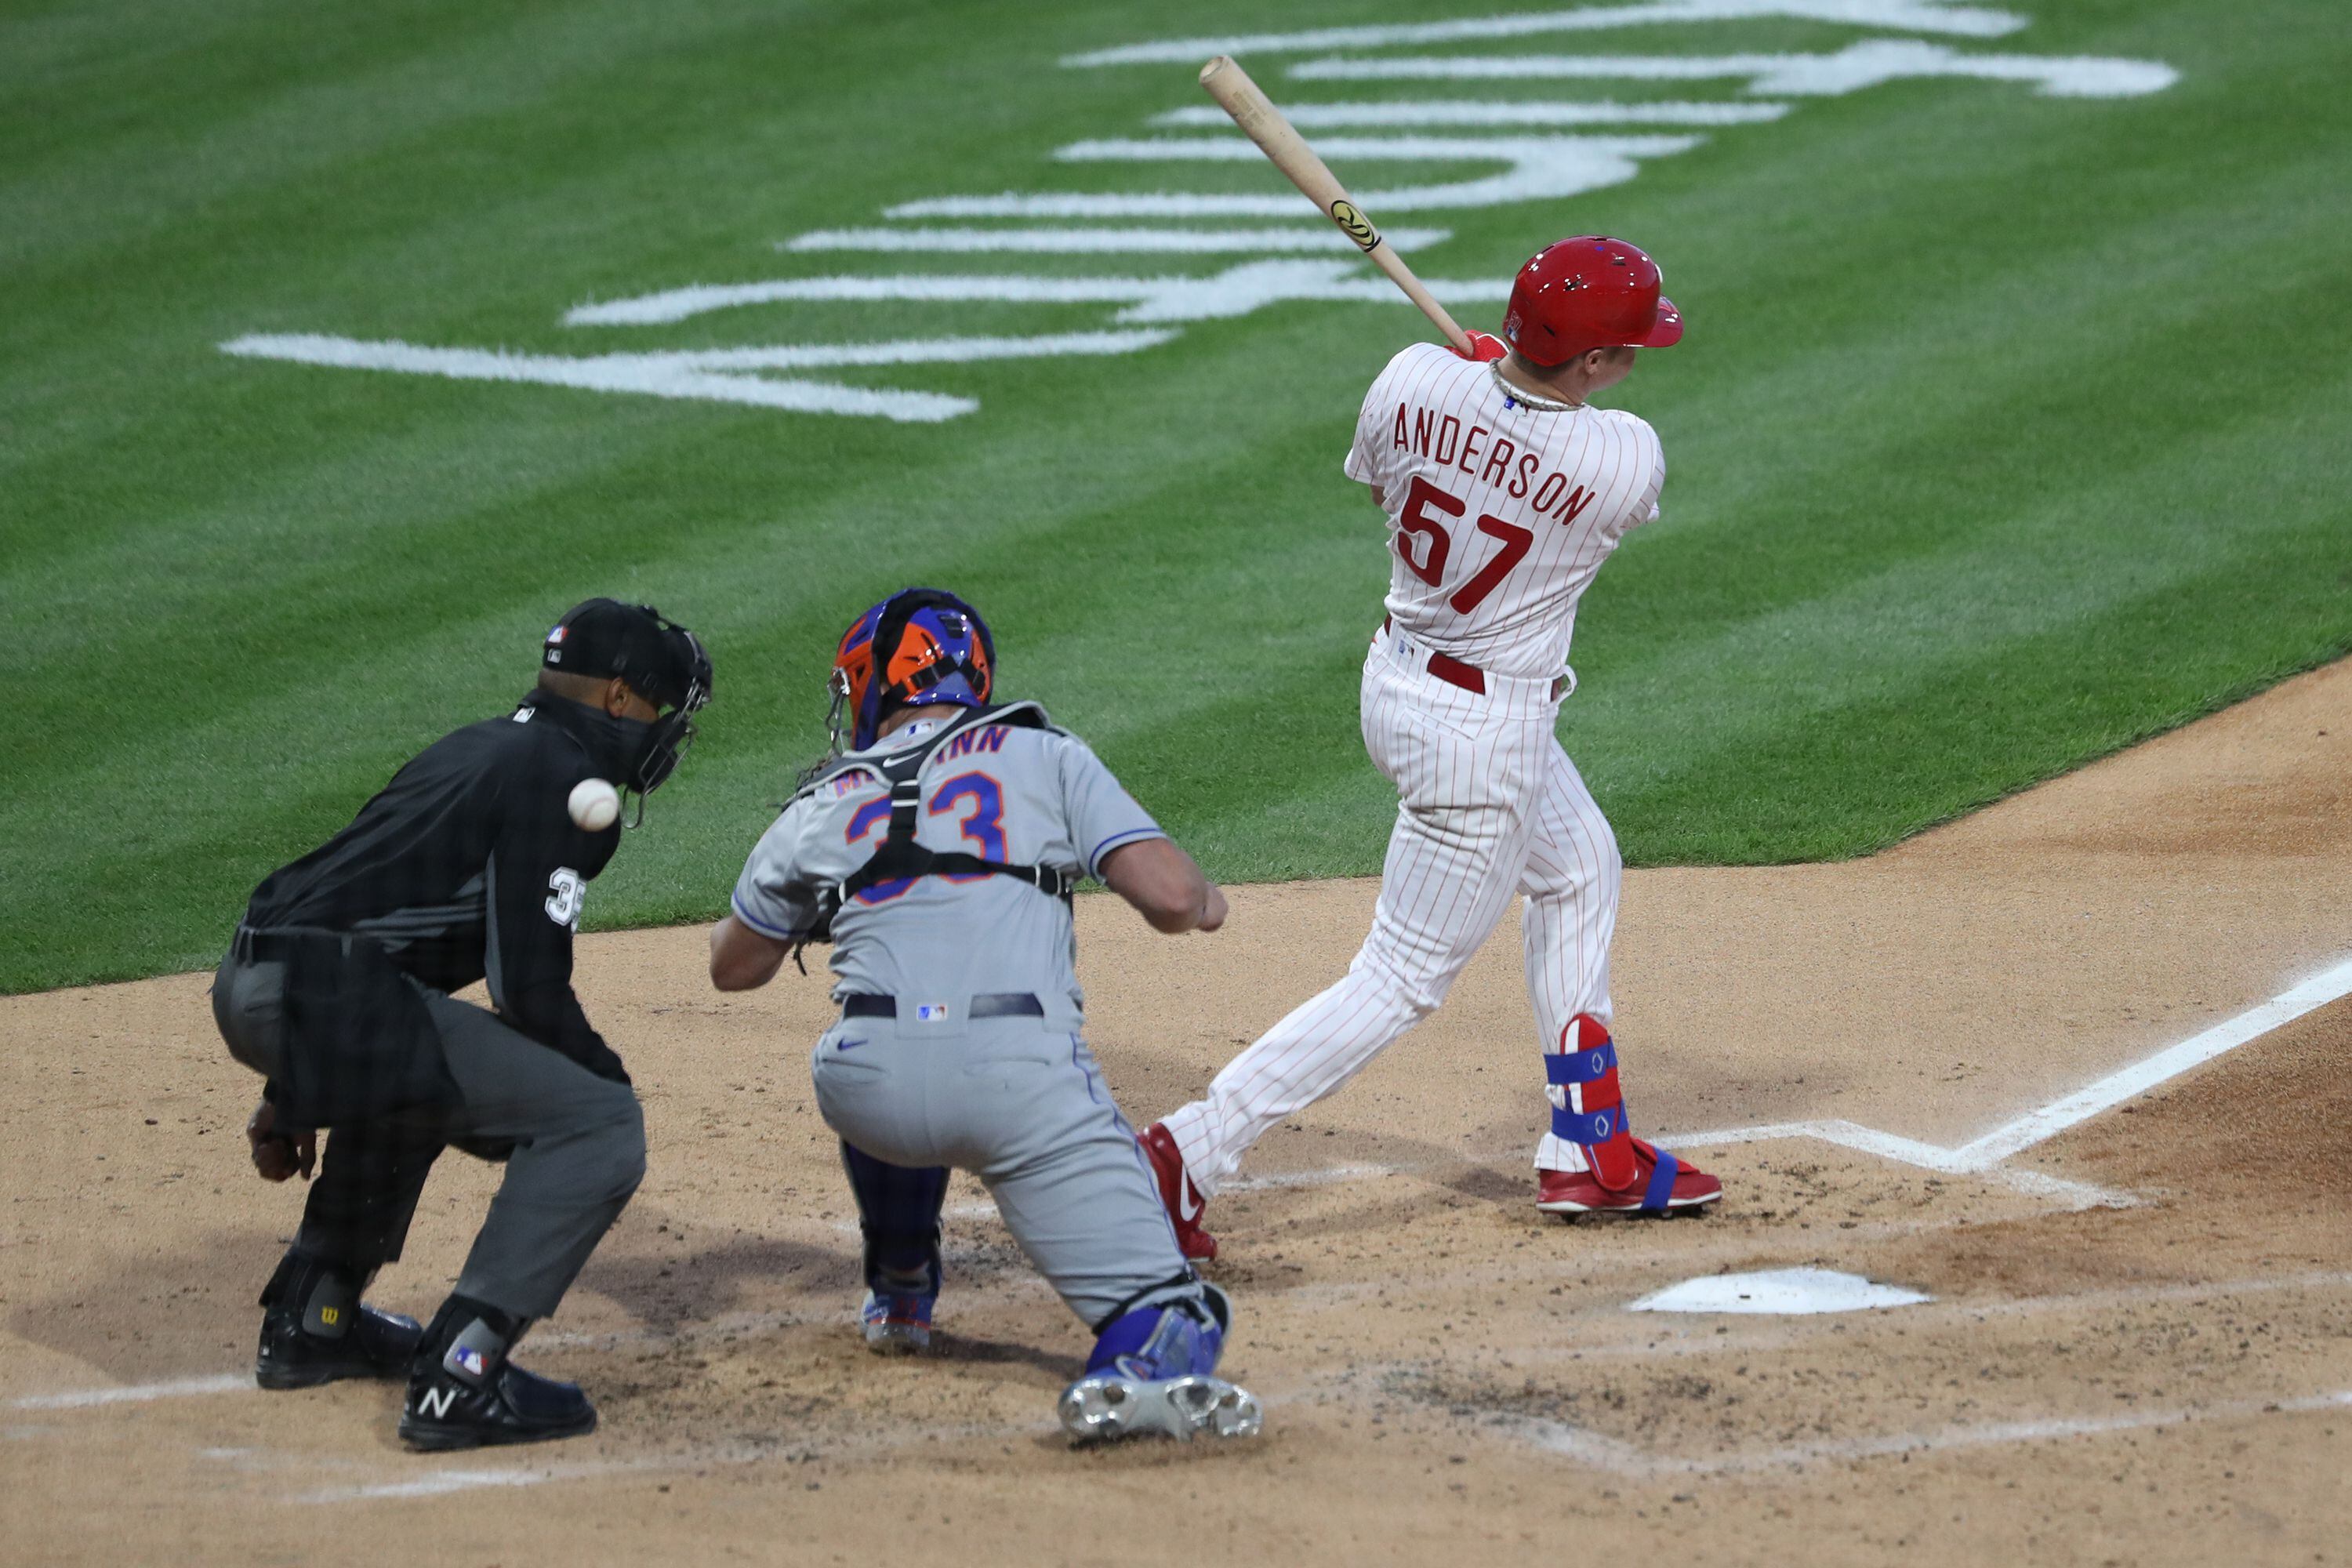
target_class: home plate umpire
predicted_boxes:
[209,599,710,1450]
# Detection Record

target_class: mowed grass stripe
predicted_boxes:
[1609,531,2352,862]
[0,0,818,271]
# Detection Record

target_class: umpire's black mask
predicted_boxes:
[543,599,713,815]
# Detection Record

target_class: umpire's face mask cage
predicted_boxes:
[566,603,710,827]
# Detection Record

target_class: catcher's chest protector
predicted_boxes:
[797,704,1076,949]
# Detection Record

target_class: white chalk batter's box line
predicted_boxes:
[1652,955,2352,1196]
[215,2,2180,420]
[1489,1388,2352,1480]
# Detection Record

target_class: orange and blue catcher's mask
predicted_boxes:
[826,587,996,753]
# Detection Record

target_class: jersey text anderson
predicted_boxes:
[1387,401,1597,526]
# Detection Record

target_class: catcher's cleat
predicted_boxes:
[860,1289,934,1355]
[1537,1139,1721,1216]
[397,1299,597,1453]
[1058,1372,1263,1445]
[1139,1122,1218,1262]
[1062,1284,1258,1445]
[256,1300,423,1391]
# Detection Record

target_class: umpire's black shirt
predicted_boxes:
[242,690,633,1080]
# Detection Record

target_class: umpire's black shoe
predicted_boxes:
[398,1360,597,1451]
[397,1294,597,1452]
[256,1301,424,1391]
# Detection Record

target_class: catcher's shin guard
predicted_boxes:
[1058,1283,1261,1445]
[841,1143,946,1350]
[840,1145,946,1291]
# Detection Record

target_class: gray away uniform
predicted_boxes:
[731,707,1192,1327]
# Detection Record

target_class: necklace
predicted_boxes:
[1489,362,1584,412]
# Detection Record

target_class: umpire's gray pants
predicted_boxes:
[213,954,645,1320]
[811,1012,1192,1329]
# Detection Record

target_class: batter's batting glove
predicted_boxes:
[1452,331,1509,362]
[247,1098,316,1182]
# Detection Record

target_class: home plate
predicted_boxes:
[1629,1267,1933,1316]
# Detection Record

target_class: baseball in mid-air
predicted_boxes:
[568,778,621,832]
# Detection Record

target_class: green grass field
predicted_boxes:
[4,0,2348,993]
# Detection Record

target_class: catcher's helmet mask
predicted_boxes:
[822,587,996,762]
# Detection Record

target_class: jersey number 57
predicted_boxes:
[1393,477,1534,614]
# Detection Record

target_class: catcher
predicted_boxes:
[707,587,1260,1444]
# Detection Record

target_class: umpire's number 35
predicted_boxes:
[545,867,586,928]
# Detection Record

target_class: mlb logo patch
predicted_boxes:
[546,625,568,644]
[915,1003,949,1023]
[453,1345,487,1377]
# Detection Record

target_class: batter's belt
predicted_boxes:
[1379,616,1569,700]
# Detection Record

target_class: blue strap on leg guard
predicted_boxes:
[1086,1290,1224,1381]
[840,1142,949,1294]
[1550,1104,1624,1143]
[1545,1040,1624,1144]
[1640,1148,1680,1214]
[1544,1039,1617,1085]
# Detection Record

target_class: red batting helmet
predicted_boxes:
[1501,236,1683,366]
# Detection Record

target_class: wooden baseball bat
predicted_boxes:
[1198,54,1477,356]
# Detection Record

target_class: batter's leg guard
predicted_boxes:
[253,1248,423,1391]
[1538,1015,1719,1216]
[840,1142,948,1353]
[1545,1014,1650,1190]
[1058,1282,1262,1445]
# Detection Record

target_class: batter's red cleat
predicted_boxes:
[1140,1123,1218,1262]
[1537,1140,1721,1216]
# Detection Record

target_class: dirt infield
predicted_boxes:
[5,663,2350,1565]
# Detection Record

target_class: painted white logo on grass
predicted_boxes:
[220,2,2174,422]
[217,330,1177,423]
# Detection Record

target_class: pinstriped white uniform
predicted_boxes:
[1163,343,1664,1193]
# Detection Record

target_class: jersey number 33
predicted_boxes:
[842,770,1007,906]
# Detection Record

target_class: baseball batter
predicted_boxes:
[1142,238,1722,1259]
[708,588,1261,1446]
